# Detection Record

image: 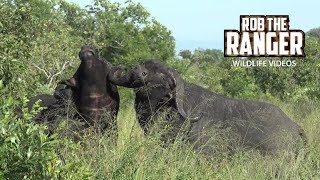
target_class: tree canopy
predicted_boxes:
[0,0,175,98]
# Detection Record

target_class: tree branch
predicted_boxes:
[32,63,49,78]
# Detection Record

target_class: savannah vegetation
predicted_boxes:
[0,0,319,179]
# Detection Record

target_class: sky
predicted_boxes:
[69,0,320,51]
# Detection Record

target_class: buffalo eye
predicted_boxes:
[142,72,147,76]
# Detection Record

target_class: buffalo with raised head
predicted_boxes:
[59,45,120,132]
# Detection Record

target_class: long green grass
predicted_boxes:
[56,91,320,179]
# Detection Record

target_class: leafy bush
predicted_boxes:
[0,83,93,179]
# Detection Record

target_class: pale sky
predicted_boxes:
[69,0,320,51]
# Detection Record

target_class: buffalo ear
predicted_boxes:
[168,69,187,119]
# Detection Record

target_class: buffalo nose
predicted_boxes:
[80,51,94,61]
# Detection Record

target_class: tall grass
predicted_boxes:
[57,96,320,179]
[2,89,318,179]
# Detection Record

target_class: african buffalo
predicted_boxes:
[109,60,306,154]
[59,45,120,132]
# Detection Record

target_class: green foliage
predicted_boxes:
[1,0,175,99]
[191,48,224,63]
[221,66,261,99]
[75,0,176,66]
[249,58,294,99]
[0,1,34,97]
[0,0,80,97]
[29,27,82,90]
[178,49,192,59]
[176,33,320,102]
[307,27,320,40]
[248,38,320,102]
[179,38,319,102]
[0,119,59,179]
[0,84,93,179]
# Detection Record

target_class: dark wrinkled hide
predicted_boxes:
[14,90,74,135]
[109,60,306,154]
[27,94,58,112]
[61,45,120,131]
[14,94,57,120]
